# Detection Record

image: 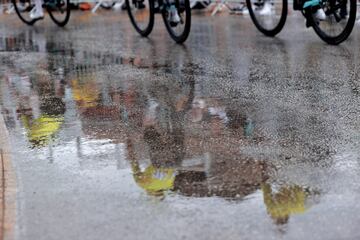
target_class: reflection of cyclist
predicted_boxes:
[127,139,176,197]
[71,76,100,109]
[16,88,66,147]
[262,184,309,225]
[22,109,64,147]
[126,78,195,197]
[23,75,66,147]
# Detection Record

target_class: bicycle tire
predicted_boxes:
[12,0,38,25]
[309,0,356,45]
[162,0,191,43]
[126,0,154,37]
[47,0,71,27]
[246,0,287,36]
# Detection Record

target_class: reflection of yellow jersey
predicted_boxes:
[262,184,307,219]
[132,162,175,196]
[22,114,64,147]
[71,78,99,108]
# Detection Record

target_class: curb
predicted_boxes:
[0,112,16,240]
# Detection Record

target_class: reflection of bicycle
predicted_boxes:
[126,0,191,43]
[12,0,71,26]
[246,0,356,44]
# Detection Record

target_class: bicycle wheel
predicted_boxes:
[246,0,287,36]
[126,0,154,37]
[12,0,38,25]
[308,0,356,45]
[162,0,191,43]
[47,0,71,27]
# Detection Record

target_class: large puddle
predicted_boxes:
[0,15,360,239]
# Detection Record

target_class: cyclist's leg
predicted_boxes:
[303,0,326,20]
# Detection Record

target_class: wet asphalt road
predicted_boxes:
[1,10,360,240]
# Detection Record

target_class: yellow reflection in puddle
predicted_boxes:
[131,160,175,197]
[71,77,100,108]
[262,184,309,224]
[22,114,64,148]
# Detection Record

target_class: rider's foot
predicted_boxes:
[314,8,326,20]
[259,2,272,15]
[112,2,123,10]
[29,7,44,20]
[121,2,127,10]
[168,5,181,27]
[5,5,15,14]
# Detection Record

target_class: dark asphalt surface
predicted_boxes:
[0,10,360,240]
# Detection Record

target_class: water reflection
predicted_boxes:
[71,74,101,109]
[123,74,268,199]
[262,184,317,225]
[0,25,329,230]
[22,110,64,147]
[128,139,176,197]
[2,70,66,148]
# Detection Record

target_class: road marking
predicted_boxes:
[0,112,16,240]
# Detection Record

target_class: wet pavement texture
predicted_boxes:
[1,10,360,240]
